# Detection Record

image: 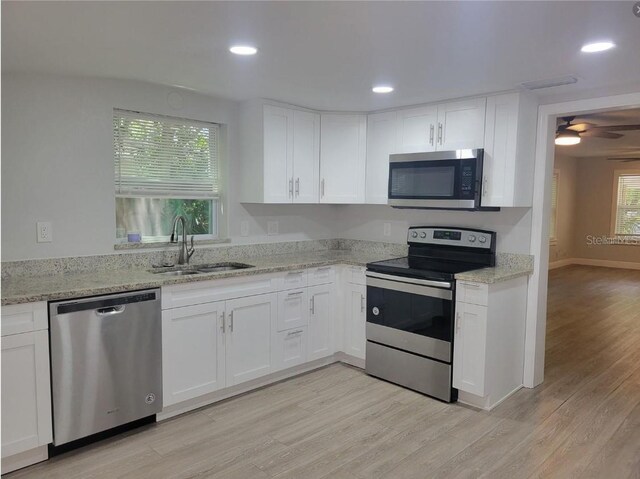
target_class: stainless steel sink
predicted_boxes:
[156,270,201,276]
[196,263,254,273]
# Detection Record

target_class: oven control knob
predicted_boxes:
[411,231,418,238]
[372,307,380,316]
[479,236,487,244]
[468,235,476,243]
[419,232,427,239]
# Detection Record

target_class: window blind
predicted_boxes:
[550,171,559,240]
[614,173,640,236]
[114,109,219,198]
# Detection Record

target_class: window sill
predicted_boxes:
[114,238,231,250]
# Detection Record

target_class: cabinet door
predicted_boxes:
[344,284,366,360]
[482,93,519,207]
[263,105,293,203]
[452,302,488,396]
[226,293,277,386]
[292,110,320,203]
[1,331,52,458]
[273,328,307,371]
[308,284,335,360]
[320,114,366,204]
[366,111,398,204]
[162,302,226,407]
[277,289,309,331]
[437,98,486,151]
[398,106,438,153]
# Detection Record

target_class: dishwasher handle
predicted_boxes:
[95,305,126,316]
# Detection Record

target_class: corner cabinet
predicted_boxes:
[366,111,398,204]
[320,114,367,203]
[240,101,320,204]
[453,276,528,410]
[481,92,538,207]
[1,302,52,473]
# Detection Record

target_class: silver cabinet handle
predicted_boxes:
[295,177,300,197]
[310,296,315,314]
[96,305,125,316]
[437,123,443,145]
[429,124,434,146]
[483,176,488,197]
[360,294,365,313]
[221,311,226,333]
[321,179,325,198]
[456,312,462,332]
[287,290,304,296]
[229,311,234,332]
[287,329,304,337]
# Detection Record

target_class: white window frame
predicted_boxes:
[611,169,640,243]
[549,169,559,245]
[114,109,223,243]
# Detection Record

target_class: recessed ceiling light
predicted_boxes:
[372,85,394,94]
[229,45,258,56]
[580,41,615,53]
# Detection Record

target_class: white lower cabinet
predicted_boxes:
[225,293,277,387]
[452,302,488,397]
[344,283,366,360]
[276,289,309,331]
[1,302,52,471]
[307,284,335,361]
[273,327,308,371]
[162,301,226,407]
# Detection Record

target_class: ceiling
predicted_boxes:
[2,1,640,111]
[556,108,640,159]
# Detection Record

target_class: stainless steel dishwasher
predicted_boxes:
[49,289,162,448]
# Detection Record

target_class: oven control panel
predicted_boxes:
[408,227,494,250]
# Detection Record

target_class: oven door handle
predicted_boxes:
[366,272,452,290]
[366,276,453,301]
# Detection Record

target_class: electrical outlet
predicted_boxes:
[383,222,391,237]
[37,221,53,243]
[267,221,279,236]
[240,221,249,237]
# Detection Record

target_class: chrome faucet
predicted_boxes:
[170,215,195,265]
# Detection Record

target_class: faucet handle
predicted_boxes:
[187,235,195,260]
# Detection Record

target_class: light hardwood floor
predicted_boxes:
[6,265,640,478]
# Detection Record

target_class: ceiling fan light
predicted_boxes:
[555,130,581,146]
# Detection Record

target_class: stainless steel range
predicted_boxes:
[365,226,496,402]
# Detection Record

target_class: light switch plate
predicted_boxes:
[37,222,53,243]
[267,221,279,236]
[240,221,249,237]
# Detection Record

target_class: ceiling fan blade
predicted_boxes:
[607,157,640,162]
[599,124,640,132]
[579,130,623,139]
[567,122,596,131]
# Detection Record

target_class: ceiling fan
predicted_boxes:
[555,116,640,146]
[607,157,640,162]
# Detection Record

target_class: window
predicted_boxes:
[612,171,640,238]
[114,109,221,242]
[549,170,559,244]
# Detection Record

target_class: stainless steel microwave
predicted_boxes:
[388,149,496,211]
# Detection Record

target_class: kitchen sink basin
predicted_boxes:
[150,262,254,276]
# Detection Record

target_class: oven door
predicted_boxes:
[366,272,454,363]
[387,150,481,209]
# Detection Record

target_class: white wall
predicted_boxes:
[549,154,578,263]
[1,73,339,261]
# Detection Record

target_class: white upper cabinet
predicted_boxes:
[436,98,486,151]
[240,101,319,204]
[398,106,437,153]
[366,111,398,204]
[320,114,367,204]
[481,92,538,207]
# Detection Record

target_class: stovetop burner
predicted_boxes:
[366,256,484,281]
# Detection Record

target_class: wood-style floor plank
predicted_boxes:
[6,265,640,478]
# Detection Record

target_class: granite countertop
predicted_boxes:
[1,250,533,306]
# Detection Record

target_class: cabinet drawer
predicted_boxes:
[1,302,48,336]
[275,270,307,290]
[456,282,488,306]
[277,289,309,331]
[308,266,335,286]
[162,274,275,310]
[273,327,307,371]
[347,266,366,285]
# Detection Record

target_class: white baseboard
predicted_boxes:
[1,445,48,474]
[549,258,640,271]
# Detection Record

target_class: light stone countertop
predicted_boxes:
[1,250,533,306]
